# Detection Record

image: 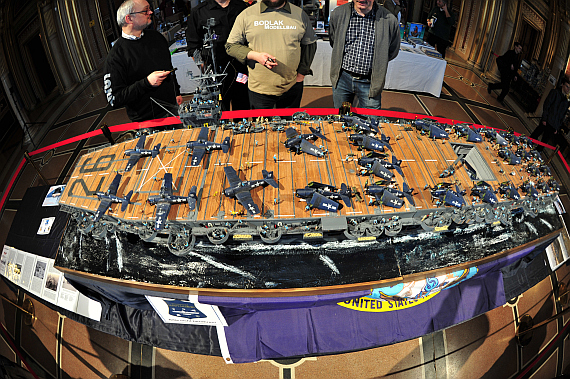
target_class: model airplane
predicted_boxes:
[520,180,539,199]
[186,127,230,166]
[453,124,482,142]
[415,119,449,139]
[365,182,414,208]
[295,182,353,208]
[124,135,161,172]
[428,183,466,208]
[498,181,521,200]
[283,127,327,157]
[147,173,196,231]
[93,174,133,222]
[358,153,404,176]
[341,115,379,135]
[482,129,508,146]
[349,133,393,153]
[223,166,278,215]
[470,181,498,205]
[498,148,521,165]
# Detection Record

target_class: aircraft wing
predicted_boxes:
[223,166,242,188]
[371,161,394,181]
[154,202,171,230]
[379,190,404,208]
[363,137,385,152]
[235,190,260,215]
[108,174,122,196]
[94,199,112,221]
[285,127,298,139]
[190,146,206,166]
[467,129,482,142]
[163,173,174,195]
[299,139,324,157]
[197,127,209,142]
[124,154,140,172]
[136,135,146,149]
[309,192,340,212]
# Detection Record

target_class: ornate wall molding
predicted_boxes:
[517,2,546,61]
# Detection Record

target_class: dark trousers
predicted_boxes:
[488,69,512,102]
[530,122,557,151]
[426,33,449,58]
[220,61,250,111]
[248,82,304,109]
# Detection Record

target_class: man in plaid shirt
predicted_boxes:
[329,0,400,109]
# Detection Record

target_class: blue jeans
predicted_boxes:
[332,70,382,109]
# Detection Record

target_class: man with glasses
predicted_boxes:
[104,0,183,123]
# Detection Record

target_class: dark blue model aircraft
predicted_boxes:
[283,127,327,157]
[341,115,379,135]
[498,181,521,200]
[520,181,539,199]
[548,179,560,192]
[453,124,482,142]
[349,133,393,153]
[415,119,449,139]
[94,174,133,222]
[124,135,161,172]
[295,182,353,209]
[470,181,498,205]
[147,173,196,231]
[223,166,278,215]
[365,182,414,208]
[186,127,230,166]
[498,148,521,165]
[429,183,466,208]
[482,129,508,146]
[358,153,404,176]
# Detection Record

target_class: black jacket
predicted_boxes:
[541,87,570,131]
[104,30,181,122]
[496,49,520,81]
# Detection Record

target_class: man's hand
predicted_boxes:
[296,73,305,82]
[247,51,278,69]
[176,96,183,105]
[427,19,433,28]
[147,71,170,87]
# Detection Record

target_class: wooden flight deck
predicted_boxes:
[59,119,547,227]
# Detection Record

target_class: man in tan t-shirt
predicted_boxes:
[225,0,317,109]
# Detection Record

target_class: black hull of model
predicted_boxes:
[55,201,563,289]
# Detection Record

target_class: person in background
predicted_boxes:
[487,42,522,104]
[104,0,182,123]
[328,0,400,109]
[530,76,570,152]
[186,0,249,111]
[225,0,317,109]
[426,0,455,58]
[382,0,401,23]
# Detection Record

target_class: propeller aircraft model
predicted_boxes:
[186,127,230,166]
[498,148,521,165]
[365,182,414,208]
[428,183,466,208]
[295,182,353,208]
[520,180,539,199]
[358,153,404,176]
[452,124,482,142]
[470,181,498,205]
[147,173,196,231]
[124,135,161,172]
[482,129,508,146]
[283,127,327,157]
[223,166,278,215]
[415,119,449,139]
[341,115,379,135]
[498,181,521,200]
[94,174,133,222]
[349,133,393,153]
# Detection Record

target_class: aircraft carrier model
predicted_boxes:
[56,100,561,258]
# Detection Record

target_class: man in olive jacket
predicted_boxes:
[329,0,400,109]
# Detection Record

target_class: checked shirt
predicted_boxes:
[341,4,376,75]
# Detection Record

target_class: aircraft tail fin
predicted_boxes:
[121,190,134,212]
[222,137,231,153]
[262,170,278,188]
[151,144,161,158]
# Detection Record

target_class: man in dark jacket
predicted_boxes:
[186,0,249,111]
[382,0,402,23]
[530,76,570,151]
[426,0,455,58]
[487,42,522,103]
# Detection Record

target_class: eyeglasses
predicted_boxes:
[130,8,151,15]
